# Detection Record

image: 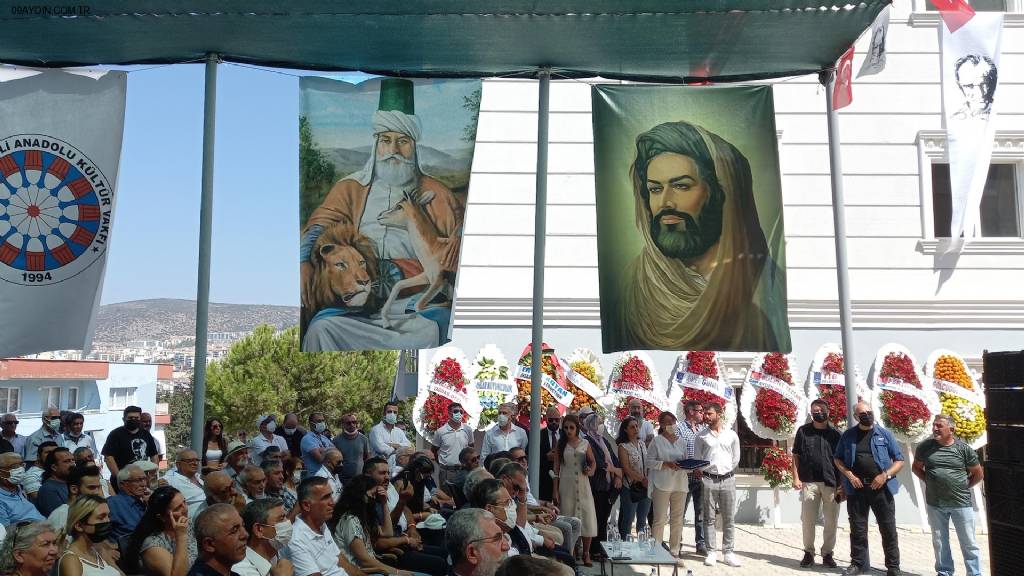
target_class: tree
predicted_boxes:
[462,88,482,143]
[204,325,411,439]
[299,115,337,224]
[159,384,194,456]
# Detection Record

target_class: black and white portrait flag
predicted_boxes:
[858,6,890,78]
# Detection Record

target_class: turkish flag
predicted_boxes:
[929,0,975,33]
[833,46,855,110]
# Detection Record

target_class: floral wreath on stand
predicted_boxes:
[804,343,869,431]
[471,344,514,430]
[668,351,737,428]
[925,349,987,449]
[514,343,572,427]
[870,344,939,445]
[741,352,806,441]
[608,351,666,433]
[563,348,606,413]
[760,446,794,489]
[413,347,481,445]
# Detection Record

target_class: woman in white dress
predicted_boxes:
[56,495,124,576]
[647,410,689,558]
[552,414,597,566]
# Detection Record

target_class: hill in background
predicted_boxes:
[95,299,298,344]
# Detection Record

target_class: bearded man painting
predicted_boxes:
[615,120,790,352]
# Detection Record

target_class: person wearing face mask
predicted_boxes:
[56,494,124,576]
[538,406,560,503]
[791,398,842,569]
[299,412,334,478]
[431,403,474,488]
[331,413,370,484]
[100,406,158,494]
[273,414,305,461]
[369,402,411,473]
[627,398,656,446]
[312,450,344,504]
[468,478,529,557]
[833,401,905,576]
[579,408,621,562]
[0,451,45,524]
[232,498,295,576]
[25,407,63,467]
[479,403,527,462]
[249,416,289,467]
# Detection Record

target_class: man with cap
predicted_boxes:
[250,415,289,466]
[300,78,465,351]
[225,441,250,490]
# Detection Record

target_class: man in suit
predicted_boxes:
[539,405,560,503]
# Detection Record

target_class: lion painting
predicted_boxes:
[307,221,381,318]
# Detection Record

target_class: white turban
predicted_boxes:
[344,109,424,186]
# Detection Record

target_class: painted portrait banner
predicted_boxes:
[299,77,481,351]
[0,69,126,358]
[592,85,791,353]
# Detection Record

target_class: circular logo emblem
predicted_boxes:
[0,135,113,286]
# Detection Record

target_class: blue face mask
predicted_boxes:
[384,413,398,425]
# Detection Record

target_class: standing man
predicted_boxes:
[299,412,333,478]
[696,402,741,568]
[189,503,250,576]
[833,401,904,576]
[166,449,207,517]
[274,413,306,460]
[35,446,74,516]
[628,399,656,445]
[913,414,983,576]
[101,405,158,493]
[369,402,411,472]
[432,402,473,487]
[479,403,528,461]
[61,413,96,455]
[234,498,294,576]
[539,406,560,503]
[251,415,289,466]
[140,412,164,463]
[792,399,842,569]
[25,407,62,465]
[331,412,371,484]
[1,414,26,457]
[679,400,707,556]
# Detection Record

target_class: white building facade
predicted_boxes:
[435,1,1024,524]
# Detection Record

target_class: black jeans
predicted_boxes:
[685,477,705,546]
[847,486,899,571]
[591,489,613,555]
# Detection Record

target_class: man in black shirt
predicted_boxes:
[101,405,158,492]
[274,412,306,460]
[792,399,842,568]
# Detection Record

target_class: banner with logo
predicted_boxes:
[592,85,791,353]
[941,13,1003,238]
[299,77,481,351]
[0,70,126,357]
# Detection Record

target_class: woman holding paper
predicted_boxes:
[647,411,689,558]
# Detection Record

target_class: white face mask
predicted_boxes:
[47,418,62,431]
[263,520,292,550]
[497,414,510,427]
[384,413,398,425]
[502,501,517,527]
[283,426,297,435]
[4,466,25,486]
[266,421,277,433]
[313,422,326,434]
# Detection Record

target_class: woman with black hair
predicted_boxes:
[331,475,429,576]
[125,486,195,576]
[201,419,228,475]
[553,414,597,566]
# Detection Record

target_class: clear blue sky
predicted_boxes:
[102,64,372,306]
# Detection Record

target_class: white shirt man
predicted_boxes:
[164,449,206,518]
[249,414,289,466]
[313,449,344,504]
[369,402,410,471]
[695,403,742,568]
[0,414,26,457]
[288,515,346,576]
[480,403,528,460]
[432,403,474,486]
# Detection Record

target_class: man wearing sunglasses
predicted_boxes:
[0,414,24,456]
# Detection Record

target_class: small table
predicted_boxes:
[598,540,681,576]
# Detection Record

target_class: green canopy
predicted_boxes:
[0,1,888,81]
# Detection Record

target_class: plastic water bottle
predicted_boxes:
[609,521,621,556]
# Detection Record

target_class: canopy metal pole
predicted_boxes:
[190,53,218,453]
[820,70,858,428]
[528,68,551,495]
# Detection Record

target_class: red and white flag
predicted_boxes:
[929,0,976,34]
[833,46,855,110]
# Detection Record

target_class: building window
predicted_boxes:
[926,0,1012,10]
[40,387,61,412]
[734,386,775,473]
[931,163,1022,237]
[109,387,137,410]
[0,388,19,413]
[66,387,79,411]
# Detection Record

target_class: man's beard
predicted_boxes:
[649,191,724,260]
[374,153,417,187]
[477,548,505,576]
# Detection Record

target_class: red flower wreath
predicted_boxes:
[753,353,798,434]
[614,356,661,422]
[878,352,930,437]
[680,351,725,409]
[422,358,468,433]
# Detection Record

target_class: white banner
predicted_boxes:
[878,377,933,405]
[858,6,890,78]
[675,370,733,402]
[748,371,802,406]
[427,381,470,406]
[513,364,574,407]
[559,358,605,400]
[932,378,985,406]
[812,371,845,387]
[475,380,516,396]
[941,13,1003,238]
[0,70,126,357]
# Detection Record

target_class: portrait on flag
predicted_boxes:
[0,69,126,358]
[592,85,791,353]
[299,77,481,351]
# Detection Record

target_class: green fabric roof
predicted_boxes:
[0,1,889,81]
